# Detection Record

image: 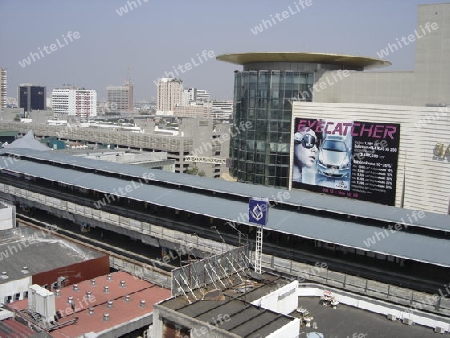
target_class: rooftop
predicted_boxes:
[159,298,295,337]
[159,272,295,338]
[1,148,448,233]
[0,226,104,284]
[8,271,171,338]
[296,296,440,338]
[0,318,40,338]
[216,52,391,69]
[1,154,449,268]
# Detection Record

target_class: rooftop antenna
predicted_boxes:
[126,66,132,84]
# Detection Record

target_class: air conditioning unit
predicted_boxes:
[387,313,396,321]
[402,318,413,325]
[434,326,446,334]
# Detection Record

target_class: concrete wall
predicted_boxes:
[413,3,450,106]
[266,318,300,338]
[314,71,414,106]
[252,281,298,315]
[32,255,109,290]
[0,276,31,305]
[292,102,450,214]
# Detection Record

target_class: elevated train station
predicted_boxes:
[0,148,449,319]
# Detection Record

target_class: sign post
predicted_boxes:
[248,197,269,274]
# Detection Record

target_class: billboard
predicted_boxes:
[248,197,269,226]
[291,118,400,206]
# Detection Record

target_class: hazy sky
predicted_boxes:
[0,0,444,102]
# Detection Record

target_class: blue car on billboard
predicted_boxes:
[317,135,351,178]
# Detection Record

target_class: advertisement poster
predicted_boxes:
[291,118,400,206]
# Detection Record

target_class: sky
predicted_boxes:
[0,0,445,102]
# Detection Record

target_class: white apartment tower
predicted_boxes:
[52,88,97,118]
[0,68,7,111]
[106,80,134,112]
[156,78,183,114]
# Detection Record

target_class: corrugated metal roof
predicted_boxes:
[2,159,450,268]
[1,148,449,233]
[161,298,295,337]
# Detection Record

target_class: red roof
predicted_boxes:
[0,318,35,338]
[9,271,171,338]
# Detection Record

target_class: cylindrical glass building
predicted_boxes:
[217,53,389,188]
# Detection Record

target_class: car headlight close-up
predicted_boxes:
[340,160,350,169]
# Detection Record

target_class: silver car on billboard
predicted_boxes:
[317,135,351,178]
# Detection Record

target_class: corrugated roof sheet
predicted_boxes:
[2,158,450,267]
[1,148,448,232]
[161,298,295,337]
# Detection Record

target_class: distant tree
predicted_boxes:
[185,167,205,177]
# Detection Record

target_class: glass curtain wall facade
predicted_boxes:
[231,70,313,188]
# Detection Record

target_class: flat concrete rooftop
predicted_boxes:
[0,226,104,284]
[295,297,441,337]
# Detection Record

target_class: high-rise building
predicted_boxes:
[413,3,450,106]
[217,3,450,199]
[217,3,450,191]
[217,53,387,188]
[0,68,6,111]
[18,84,46,112]
[106,80,134,112]
[156,78,183,114]
[52,88,97,119]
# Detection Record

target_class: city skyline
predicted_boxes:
[0,0,444,101]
